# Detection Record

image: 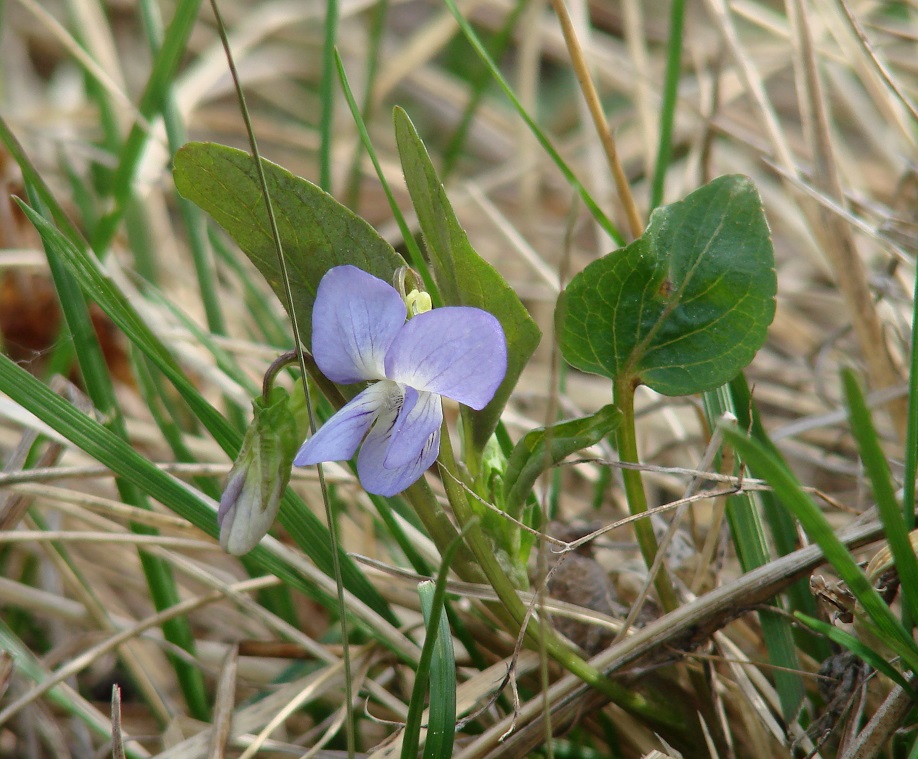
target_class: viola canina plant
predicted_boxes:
[294,265,507,496]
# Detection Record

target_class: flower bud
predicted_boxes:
[218,387,299,555]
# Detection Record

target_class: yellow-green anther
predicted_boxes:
[406,289,432,316]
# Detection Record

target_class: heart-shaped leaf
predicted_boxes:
[556,175,776,395]
[173,142,405,347]
[394,108,541,449]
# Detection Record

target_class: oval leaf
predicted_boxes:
[173,142,405,346]
[556,175,776,396]
[394,108,541,450]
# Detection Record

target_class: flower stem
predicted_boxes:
[613,377,679,612]
[404,479,485,584]
[262,350,299,400]
[435,424,692,734]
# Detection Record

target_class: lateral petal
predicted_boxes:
[384,388,443,469]
[312,266,407,384]
[293,382,395,465]
[385,307,507,410]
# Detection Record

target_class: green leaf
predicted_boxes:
[393,108,541,449]
[402,532,466,759]
[503,404,621,518]
[173,142,405,347]
[556,175,776,396]
[419,581,457,759]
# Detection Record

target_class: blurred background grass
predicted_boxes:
[0,0,916,756]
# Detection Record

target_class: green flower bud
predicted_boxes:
[218,387,299,555]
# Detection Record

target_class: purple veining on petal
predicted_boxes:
[385,307,507,410]
[384,388,443,469]
[293,382,396,466]
[297,266,509,495]
[312,266,407,384]
[358,418,441,496]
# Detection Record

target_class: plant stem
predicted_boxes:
[613,377,679,612]
[434,425,692,734]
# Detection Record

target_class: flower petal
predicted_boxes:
[218,468,284,555]
[312,266,407,384]
[385,307,507,410]
[357,419,441,496]
[293,382,396,466]
[384,388,443,469]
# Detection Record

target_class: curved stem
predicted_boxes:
[404,478,484,584]
[262,350,299,400]
[614,377,678,612]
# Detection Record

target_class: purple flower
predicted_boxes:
[294,265,507,496]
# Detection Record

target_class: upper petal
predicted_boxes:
[384,388,443,469]
[312,266,407,384]
[357,416,440,496]
[385,307,507,410]
[293,382,396,466]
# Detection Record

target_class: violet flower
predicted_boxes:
[294,265,507,496]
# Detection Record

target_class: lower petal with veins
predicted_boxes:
[384,388,443,469]
[293,382,394,466]
[358,414,441,496]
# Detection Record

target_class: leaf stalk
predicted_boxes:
[613,377,679,612]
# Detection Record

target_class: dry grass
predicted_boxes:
[1,0,917,757]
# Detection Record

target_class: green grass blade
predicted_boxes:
[903,251,918,534]
[319,0,339,192]
[441,0,531,178]
[33,186,209,720]
[795,613,914,693]
[721,423,918,675]
[728,374,827,647]
[139,0,228,335]
[649,0,685,210]
[401,533,465,759]
[703,385,804,722]
[91,0,202,254]
[343,0,389,208]
[334,51,435,299]
[419,581,457,759]
[843,369,918,628]
[442,0,622,244]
